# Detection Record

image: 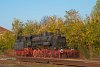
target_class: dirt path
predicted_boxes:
[0,60,73,67]
[0,55,100,67]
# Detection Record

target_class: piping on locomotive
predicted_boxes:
[13,29,79,58]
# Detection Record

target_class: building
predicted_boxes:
[0,26,12,35]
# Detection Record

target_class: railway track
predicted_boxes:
[16,57,100,67]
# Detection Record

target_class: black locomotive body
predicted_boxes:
[13,30,79,58]
[13,32,67,50]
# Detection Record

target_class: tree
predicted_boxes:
[23,20,40,36]
[0,32,15,53]
[12,18,24,37]
[39,16,65,34]
[64,10,91,58]
[64,9,82,24]
[39,16,57,33]
[90,0,100,57]
[91,0,100,22]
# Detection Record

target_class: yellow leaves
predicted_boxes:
[0,32,15,51]
[86,30,92,35]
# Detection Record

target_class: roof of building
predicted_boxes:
[0,26,12,34]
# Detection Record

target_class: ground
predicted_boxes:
[0,55,100,67]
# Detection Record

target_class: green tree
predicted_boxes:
[64,10,91,58]
[90,0,100,57]
[91,0,100,22]
[40,16,64,34]
[23,20,40,36]
[0,32,15,53]
[64,9,82,24]
[12,18,24,37]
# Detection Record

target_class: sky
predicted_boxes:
[0,0,96,30]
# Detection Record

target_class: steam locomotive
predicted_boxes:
[13,30,79,58]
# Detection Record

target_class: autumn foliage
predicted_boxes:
[0,0,100,59]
